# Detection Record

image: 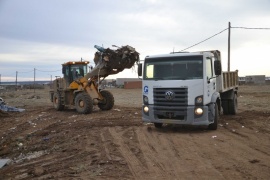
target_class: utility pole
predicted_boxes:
[50,75,52,88]
[16,71,18,91]
[228,22,231,72]
[34,68,36,93]
[0,74,1,85]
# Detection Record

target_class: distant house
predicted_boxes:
[116,78,141,86]
[115,78,142,89]
[245,75,265,84]
[238,77,246,85]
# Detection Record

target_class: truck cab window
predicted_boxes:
[144,56,203,80]
[206,58,213,79]
[146,64,154,78]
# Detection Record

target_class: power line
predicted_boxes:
[180,25,270,52]
[232,27,270,30]
[180,28,228,52]
[18,70,34,73]
[36,69,61,72]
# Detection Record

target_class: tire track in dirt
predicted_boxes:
[136,126,225,179]
[108,126,148,179]
[189,124,270,179]
[109,125,226,179]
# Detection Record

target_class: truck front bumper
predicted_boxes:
[142,105,210,126]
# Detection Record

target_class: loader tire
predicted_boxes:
[75,92,93,114]
[53,92,64,111]
[228,94,237,115]
[98,90,114,110]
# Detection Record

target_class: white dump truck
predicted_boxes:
[138,50,238,130]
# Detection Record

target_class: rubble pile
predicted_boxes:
[94,45,140,73]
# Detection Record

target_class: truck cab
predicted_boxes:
[138,50,238,130]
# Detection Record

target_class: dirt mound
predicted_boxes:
[0,86,270,179]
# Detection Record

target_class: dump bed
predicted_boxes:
[216,70,238,92]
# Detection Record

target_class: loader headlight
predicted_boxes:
[195,108,203,115]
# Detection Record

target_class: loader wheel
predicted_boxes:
[208,103,218,130]
[75,92,93,114]
[98,90,114,110]
[53,92,64,111]
[228,94,237,115]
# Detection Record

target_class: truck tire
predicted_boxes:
[208,103,218,130]
[75,92,93,114]
[228,93,237,115]
[53,92,64,111]
[154,123,163,128]
[98,90,114,110]
[222,101,229,115]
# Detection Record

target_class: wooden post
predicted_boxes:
[228,22,231,72]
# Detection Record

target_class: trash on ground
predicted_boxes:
[0,97,25,112]
[0,159,11,168]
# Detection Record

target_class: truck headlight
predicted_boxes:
[195,107,203,115]
[143,106,149,113]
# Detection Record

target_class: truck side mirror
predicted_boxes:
[138,63,142,76]
[214,60,221,75]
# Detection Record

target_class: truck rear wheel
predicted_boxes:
[75,92,93,114]
[208,103,218,130]
[222,101,229,115]
[98,90,114,110]
[53,92,64,111]
[228,94,237,115]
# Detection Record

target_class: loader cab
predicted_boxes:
[62,61,89,85]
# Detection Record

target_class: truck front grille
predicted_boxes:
[153,88,188,119]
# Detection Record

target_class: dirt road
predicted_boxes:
[0,86,269,179]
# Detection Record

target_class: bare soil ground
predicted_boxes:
[0,85,269,179]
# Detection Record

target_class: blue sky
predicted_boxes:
[0,0,270,81]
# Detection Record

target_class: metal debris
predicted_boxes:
[0,97,25,112]
[0,159,11,168]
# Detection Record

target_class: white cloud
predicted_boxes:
[0,0,270,82]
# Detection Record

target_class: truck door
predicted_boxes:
[204,57,216,104]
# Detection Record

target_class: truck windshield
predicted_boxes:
[143,55,203,80]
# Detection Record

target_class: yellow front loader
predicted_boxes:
[49,45,139,114]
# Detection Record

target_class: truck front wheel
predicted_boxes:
[208,103,218,130]
[75,92,93,114]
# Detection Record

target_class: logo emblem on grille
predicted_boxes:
[165,91,175,100]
